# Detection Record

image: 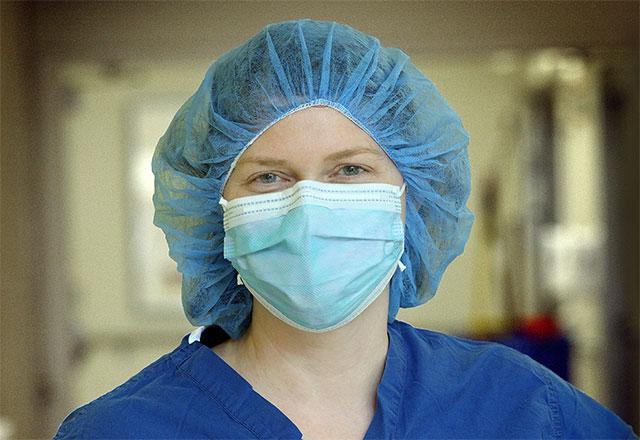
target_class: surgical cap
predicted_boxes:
[152,19,474,338]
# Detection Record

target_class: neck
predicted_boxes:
[213,290,390,406]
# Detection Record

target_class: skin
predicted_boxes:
[215,105,405,440]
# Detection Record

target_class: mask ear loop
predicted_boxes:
[220,197,241,285]
[397,182,407,272]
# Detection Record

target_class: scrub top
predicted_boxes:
[54,320,636,439]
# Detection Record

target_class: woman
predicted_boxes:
[55,19,635,439]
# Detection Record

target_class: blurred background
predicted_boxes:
[1,1,638,438]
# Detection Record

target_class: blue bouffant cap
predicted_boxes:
[152,19,474,338]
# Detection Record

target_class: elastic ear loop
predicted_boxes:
[397,181,407,272]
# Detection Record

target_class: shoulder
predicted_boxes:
[389,320,636,439]
[54,353,170,439]
[390,320,555,401]
[53,337,227,439]
[390,319,543,376]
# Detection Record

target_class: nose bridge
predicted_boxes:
[284,202,313,247]
[289,155,328,183]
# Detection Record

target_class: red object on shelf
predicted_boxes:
[519,314,562,340]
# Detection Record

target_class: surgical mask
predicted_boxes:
[219,180,406,332]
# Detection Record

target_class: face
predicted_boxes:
[223,106,406,221]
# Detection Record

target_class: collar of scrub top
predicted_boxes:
[183,323,407,438]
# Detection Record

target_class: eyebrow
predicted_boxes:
[238,157,289,167]
[239,146,386,167]
[325,147,387,161]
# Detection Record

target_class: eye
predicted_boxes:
[337,165,367,177]
[253,172,281,184]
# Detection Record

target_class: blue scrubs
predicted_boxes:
[54,320,635,439]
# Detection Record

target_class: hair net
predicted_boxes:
[152,19,474,338]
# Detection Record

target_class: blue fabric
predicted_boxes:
[54,321,635,439]
[499,331,572,381]
[151,19,474,338]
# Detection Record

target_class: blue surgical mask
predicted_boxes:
[219,180,406,332]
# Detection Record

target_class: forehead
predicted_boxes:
[237,106,386,163]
